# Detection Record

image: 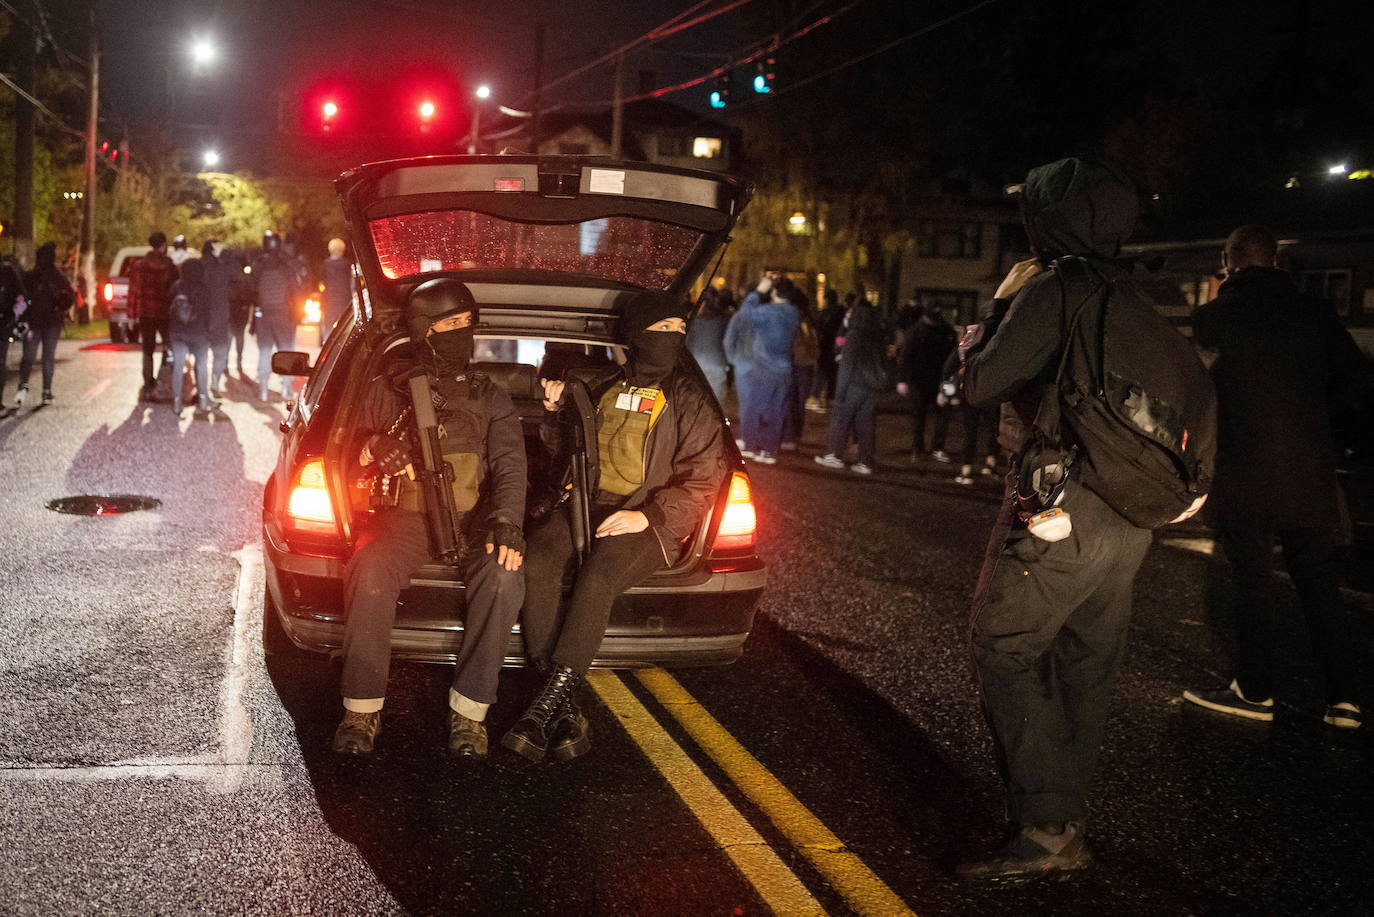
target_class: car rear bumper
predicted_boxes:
[264,524,765,668]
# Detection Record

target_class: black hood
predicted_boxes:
[35,242,57,269]
[1019,158,1138,261]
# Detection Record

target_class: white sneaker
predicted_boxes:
[754,452,777,465]
[954,474,975,485]
[740,449,759,460]
[814,454,845,469]
[851,462,874,475]
[734,437,745,450]
[13,385,27,407]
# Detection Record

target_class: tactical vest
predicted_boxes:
[395,374,489,514]
[596,382,664,496]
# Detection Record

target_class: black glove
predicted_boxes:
[486,520,526,555]
[365,434,412,476]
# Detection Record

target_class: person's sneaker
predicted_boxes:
[13,385,28,407]
[740,449,759,461]
[1181,679,1274,722]
[754,451,777,465]
[447,710,489,757]
[957,822,1092,882]
[41,390,53,405]
[954,474,975,486]
[931,449,952,464]
[734,437,746,450]
[851,462,874,475]
[814,453,845,469]
[804,397,823,412]
[1323,702,1362,730]
[331,710,381,756]
[780,441,798,452]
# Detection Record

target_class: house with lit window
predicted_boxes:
[491,99,734,172]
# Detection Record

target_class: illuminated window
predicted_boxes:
[786,212,810,236]
[692,137,723,159]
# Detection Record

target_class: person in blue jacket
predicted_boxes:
[724,273,800,463]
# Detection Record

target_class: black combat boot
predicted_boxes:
[501,665,581,762]
[548,679,592,763]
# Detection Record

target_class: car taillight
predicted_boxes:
[286,458,337,534]
[712,472,757,552]
[102,282,114,302]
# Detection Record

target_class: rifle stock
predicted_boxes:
[407,373,463,563]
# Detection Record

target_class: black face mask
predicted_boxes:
[628,330,684,386]
[425,327,475,377]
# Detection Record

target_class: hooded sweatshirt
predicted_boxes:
[723,290,800,377]
[963,158,1141,453]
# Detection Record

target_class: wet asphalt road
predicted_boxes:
[2,336,1372,916]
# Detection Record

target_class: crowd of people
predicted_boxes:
[125,229,354,413]
[685,270,1001,483]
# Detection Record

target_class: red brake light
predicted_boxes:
[712,472,757,551]
[102,281,114,302]
[286,458,337,534]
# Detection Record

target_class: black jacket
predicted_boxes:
[357,369,528,533]
[964,159,1140,454]
[1194,267,1372,528]
[543,355,726,561]
[897,313,956,392]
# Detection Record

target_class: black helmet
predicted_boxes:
[262,230,280,251]
[172,233,187,249]
[407,278,478,342]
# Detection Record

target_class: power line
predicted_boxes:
[0,70,86,137]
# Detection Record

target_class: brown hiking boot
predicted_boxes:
[331,710,381,756]
[447,710,488,758]
[957,821,1093,882]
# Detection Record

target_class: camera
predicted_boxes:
[5,320,29,345]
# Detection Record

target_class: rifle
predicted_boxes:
[407,372,464,563]
[563,379,598,564]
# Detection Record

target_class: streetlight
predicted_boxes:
[1328,163,1349,176]
[469,84,491,153]
[203,149,221,169]
[189,37,216,69]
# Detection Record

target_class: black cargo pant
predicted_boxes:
[340,509,524,707]
[141,316,169,390]
[969,482,1153,827]
[1220,525,1357,704]
[520,501,667,675]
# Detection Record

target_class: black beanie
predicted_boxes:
[620,291,689,344]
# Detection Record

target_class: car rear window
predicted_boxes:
[369,210,703,290]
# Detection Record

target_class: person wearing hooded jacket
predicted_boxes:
[331,279,527,759]
[955,158,1208,881]
[251,230,300,402]
[814,302,886,474]
[16,242,75,407]
[724,274,800,463]
[167,258,216,416]
[200,239,234,397]
[506,291,727,763]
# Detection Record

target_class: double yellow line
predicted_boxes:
[590,669,917,917]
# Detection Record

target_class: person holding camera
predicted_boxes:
[331,279,527,759]
[955,159,1212,882]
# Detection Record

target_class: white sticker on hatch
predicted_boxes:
[588,168,626,194]
[420,258,443,272]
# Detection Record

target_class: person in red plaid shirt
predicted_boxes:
[127,231,178,401]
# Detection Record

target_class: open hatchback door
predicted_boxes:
[336,155,752,332]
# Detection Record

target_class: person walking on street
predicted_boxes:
[167,258,216,416]
[1181,225,1373,731]
[15,242,75,407]
[252,230,300,402]
[169,234,192,267]
[814,301,886,474]
[725,274,799,464]
[321,237,353,332]
[332,279,527,758]
[0,255,28,410]
[227,249,253,380]
[128,231,178,401]
[686,286,730,405]
[896,299,956,458]
[201,240,234,397]
[508,292,725,763]
[955,159,1214,882]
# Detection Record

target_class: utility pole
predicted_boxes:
[610,52,624,159]
[13,5,38,268]
[530,22,545,154]
[79,4,99,323]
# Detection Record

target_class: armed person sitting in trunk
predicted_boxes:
[332,279,527,759]
[505,292,727,764]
